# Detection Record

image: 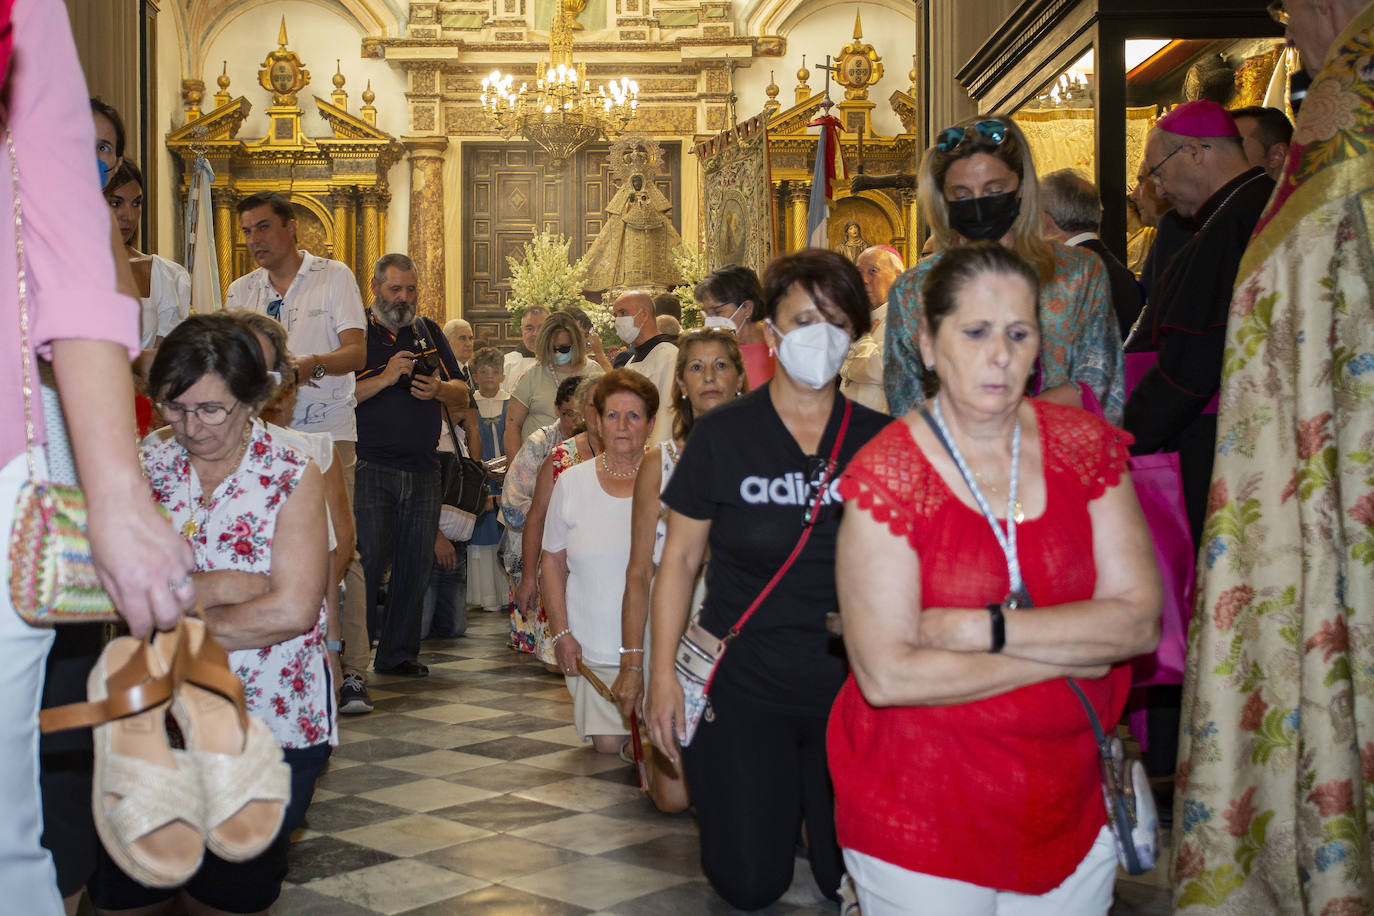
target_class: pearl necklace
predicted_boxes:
[599,452,642,479]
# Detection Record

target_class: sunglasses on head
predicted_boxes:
[935,119,1009,153]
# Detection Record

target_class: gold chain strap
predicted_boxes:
[6,127,36,481]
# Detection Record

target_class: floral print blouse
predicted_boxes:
[884,241,1125,424]
[144,419,336,749]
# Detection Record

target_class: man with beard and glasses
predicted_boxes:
[223,191,375,712]
[354,254,470,677]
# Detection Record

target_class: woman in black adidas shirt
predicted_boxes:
[647,250,889,909]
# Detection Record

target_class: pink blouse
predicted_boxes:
[0,0,141,465]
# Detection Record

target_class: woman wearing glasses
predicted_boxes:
[504,311,604,461]
[647,250,888,910]
[884,116,1124,425]
[89,312,332,913]
[695,265,774,388]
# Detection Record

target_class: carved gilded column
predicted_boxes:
[787,181,810,253]
[403,136,449,322]
[329,186,355,270]
[359,187,381,296]
[902,187,920,264]
[211,187,237,304]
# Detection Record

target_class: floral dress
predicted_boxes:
[143,420,336,749]
[501,422,562,661]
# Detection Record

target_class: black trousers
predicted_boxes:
[682,682,843,910]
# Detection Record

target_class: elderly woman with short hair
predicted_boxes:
[89,312,332,915]
[542,370,658,753]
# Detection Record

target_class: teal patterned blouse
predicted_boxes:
[883,241,1125,424]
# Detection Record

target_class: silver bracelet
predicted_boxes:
[551,628,571,645]
[622,664,643,673]
[618,646,644,655]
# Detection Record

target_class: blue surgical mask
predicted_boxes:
[554,349,574,366]
[97,156,110,189]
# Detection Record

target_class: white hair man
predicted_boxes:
[1040,169,1142,339]
[838,246,903,413]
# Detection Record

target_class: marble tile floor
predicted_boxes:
[274,612,1173,915]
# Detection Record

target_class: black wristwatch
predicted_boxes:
[986,602,1006,654]
[311,357,327,380]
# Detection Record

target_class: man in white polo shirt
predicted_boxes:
[223,191,373,713]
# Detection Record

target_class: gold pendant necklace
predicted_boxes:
[182,423,252,541]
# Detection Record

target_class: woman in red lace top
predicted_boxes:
[828,243,1160,914]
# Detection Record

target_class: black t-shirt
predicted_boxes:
[662,383,888,714]
[355,314,462,472]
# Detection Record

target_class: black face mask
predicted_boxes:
[946,190,1021,241]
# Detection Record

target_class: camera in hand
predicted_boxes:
[411,350,441,377]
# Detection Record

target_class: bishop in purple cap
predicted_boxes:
[1122,100,1275,546]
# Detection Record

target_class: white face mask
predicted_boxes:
[767,319,851,390]
[614,314,640,345]
[702,303,745,334]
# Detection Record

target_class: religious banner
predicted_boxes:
[695,112,772,276]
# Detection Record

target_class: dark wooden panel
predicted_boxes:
[461,141,683,347]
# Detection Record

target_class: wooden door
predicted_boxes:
[462,141,681,347]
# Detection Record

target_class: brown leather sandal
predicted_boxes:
[155,618,290,863]
[42,632,206,888]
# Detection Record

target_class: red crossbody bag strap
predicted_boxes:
[725,398,853,640]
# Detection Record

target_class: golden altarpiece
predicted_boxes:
[360,1,918,342]
[759,12,918,264]
[166,22,404,306]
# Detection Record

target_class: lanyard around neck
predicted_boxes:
[925,396,1027,603]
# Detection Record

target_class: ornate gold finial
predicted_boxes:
[361,80,377,126]
[258,18,310,106]
[182,78,205,123]
[331,60,348,108]
[909,56,917,96]
[213,62,231,109]
[764,70,780,115]
[795,55,811,104]
[835,14,883,102]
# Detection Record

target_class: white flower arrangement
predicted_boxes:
[505,230,589,332]
[670,243,709,328]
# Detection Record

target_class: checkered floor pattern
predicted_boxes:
[275,612,1172,915]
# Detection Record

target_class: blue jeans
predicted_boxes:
[422,545,468,638]
[354,458,442,671]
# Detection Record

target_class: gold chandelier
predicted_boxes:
[480,0,638,170]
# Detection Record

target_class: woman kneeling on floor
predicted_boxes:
[89,312,334,916]
[540,370,659,754]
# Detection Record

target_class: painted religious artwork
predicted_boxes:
[583,135,683,292]
[834,220,868,262]
[696,114,773,277]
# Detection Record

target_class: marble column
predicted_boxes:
[359,187,381,298]
[211,187,237,306]
[403,136,449,323]
[787,181,810,253]
[329,186,355,271]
